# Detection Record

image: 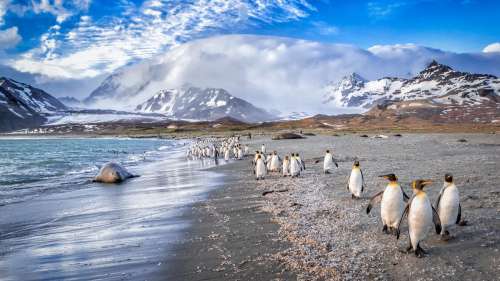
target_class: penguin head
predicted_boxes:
[379,173,397,182]
[412,179,433,191]
[273,151,277,155]
[257,154,262,159]
[326,150,330,153]
[285,155,289,160]
[444,173,453,183]
[353,160,360,167]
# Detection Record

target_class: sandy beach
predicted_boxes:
[163,133,500,280]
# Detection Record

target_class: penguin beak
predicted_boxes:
[421,180,433,187]
[378,174,390,179]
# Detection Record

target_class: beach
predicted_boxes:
[0,133,499,281]
[162,133,500,280]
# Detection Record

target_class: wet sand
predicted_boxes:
[163,133,500,280]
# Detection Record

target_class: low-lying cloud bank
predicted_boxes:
[90,35,500,114]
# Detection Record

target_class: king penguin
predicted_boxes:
[323,150,338,174]
[435,174,461,240]
[396,180,441,257]
[255,154,267,180]
[347,160,364,199]
[367,174,409,234]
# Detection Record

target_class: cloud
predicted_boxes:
[6,0,315,80]
[367,1,406,18]
[483,42,500,53]
[311,21,339,35]
[30,0,91,23]
[83,35,500,114]
[0,26,21,49]
[0,0,8,25]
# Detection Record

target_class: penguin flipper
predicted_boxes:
[401,186,410,202]
[435,192,443,210]
[396,199,412,239]
[456,203,462,224]
[366,191,384,214]
[360,169,365,192]
[346,175,350,191]
[432,206,442,234]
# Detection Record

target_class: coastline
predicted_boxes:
[159,156,296,280]
[160,133,500,280]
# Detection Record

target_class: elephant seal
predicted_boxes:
[93,162,137,183]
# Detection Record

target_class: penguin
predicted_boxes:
[269,151,281,172]
[237,147,243,160]
[396,180,442,257]
[366,174,410,234]
[323,150,338,174]
[255,154,267,180]
[261,144,266,154]
[296,153,306,171]
[435,174,461,240]
[224,148,230,161]
[266,153,273,170]
[290,153,300,177]
[282,155,290,177]
[347,160,364,199]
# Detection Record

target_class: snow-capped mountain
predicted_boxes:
[279,111,313,120]
[324,60,500,109]
[135,87,275,122]
[0,77,67,132]
[58,96,83,108]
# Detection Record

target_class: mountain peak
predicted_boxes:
[345,72,366,82]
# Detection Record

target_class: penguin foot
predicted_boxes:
[440,231,452,241]
[406,246,413,253]
[415,244,427,257]
[382,225,389,234]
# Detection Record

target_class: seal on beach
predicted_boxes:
[435,174,461,240]
[366,174,409,234]
[347,160,364,199]
[396,180,442,258]
[93,162,137,183]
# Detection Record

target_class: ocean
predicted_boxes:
[0,138,222,280]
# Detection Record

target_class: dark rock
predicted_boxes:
[457,139,467,143]
[360,134,369,138]
[272,133,304,140]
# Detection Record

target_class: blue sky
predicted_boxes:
[0,0,498,97]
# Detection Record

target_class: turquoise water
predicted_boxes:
[0,138,223,280]
[0,138,174,205]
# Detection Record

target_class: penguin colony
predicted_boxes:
[186,137,463,258]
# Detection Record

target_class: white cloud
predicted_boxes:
[311,21,339,35]
[7,0,314,79]
[0,26,21,49]
[0,0,9,26]
[81,35,500,113]
[367,1,406,18]
[483,42,500,53]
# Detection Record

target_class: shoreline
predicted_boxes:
[160,133,500,280]
[158,156,296,280]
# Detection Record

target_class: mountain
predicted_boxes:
[324,60,500,109]
[0,77,67,132]
[279,111,313,120]
[135,87,275,122]
[58,96,83,108]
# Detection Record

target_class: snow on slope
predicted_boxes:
[324,61,500,109]
[135,86,275,122]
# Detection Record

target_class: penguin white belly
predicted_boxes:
[380,186,404,228]
[290,159,300,176]
[238,149,243,159]
[256,160,266,178]
[323,155,333,171]
[438,186,459,229]
[224,150,230,161]
[409,195,433,249]
[282,161,290,176]
[270,156,280,171]
[349,169,363,197]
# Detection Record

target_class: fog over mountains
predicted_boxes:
[78,35,500,114]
